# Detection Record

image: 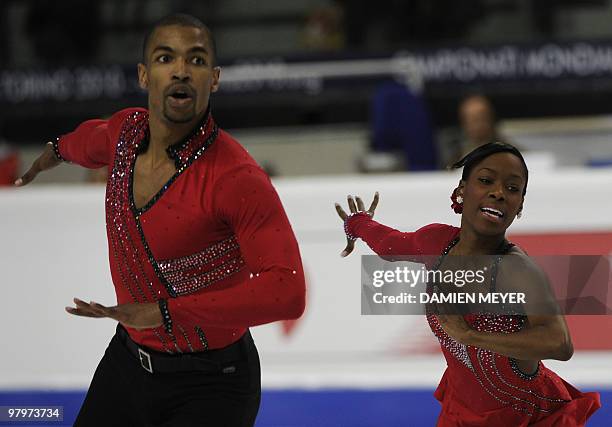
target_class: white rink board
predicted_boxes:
[1,168,612,390]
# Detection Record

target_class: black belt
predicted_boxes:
[117,325,246,374]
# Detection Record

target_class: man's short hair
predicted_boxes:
[142,13,217,65]
[459,94,496,119]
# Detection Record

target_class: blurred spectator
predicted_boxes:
[301,4,345,51]
[451,94,508,163]
[359,81,437,173]
[0,142,20,186]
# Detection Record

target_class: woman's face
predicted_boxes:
[459,152,526,236]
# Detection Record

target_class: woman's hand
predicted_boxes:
[334,192,379,257]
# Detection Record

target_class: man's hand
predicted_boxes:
[65,298,163,330]
[14,143,62,186]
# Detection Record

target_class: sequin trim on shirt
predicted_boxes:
[106,109,219,352]
[157,236,246,295]
[158,236,241,274]
[131,109,219,216]
[195,326,209,350]
[509,357,540,381]
[177,324,195,352]
[114,109,218,298]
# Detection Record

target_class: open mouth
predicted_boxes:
[167,92,193,109]
[166,85,195,107]
[480,207,504,220]
[170,91,191,100]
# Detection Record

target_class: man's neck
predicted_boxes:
[146,115,202,165]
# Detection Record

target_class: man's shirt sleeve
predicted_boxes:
[57,108,140,168]
[167,164,307,328]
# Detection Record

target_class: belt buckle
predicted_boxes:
[138,348,153,373]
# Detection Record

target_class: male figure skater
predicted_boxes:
[17,14,306,427]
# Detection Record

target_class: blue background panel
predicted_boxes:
[0,389,609,427]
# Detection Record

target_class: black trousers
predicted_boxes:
[74,327,261,427]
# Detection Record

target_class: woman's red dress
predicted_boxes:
[346,214,601,426]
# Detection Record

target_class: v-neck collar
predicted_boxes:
[129,108,219,216]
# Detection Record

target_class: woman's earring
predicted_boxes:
[450,188,463,214]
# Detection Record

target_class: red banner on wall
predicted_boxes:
[510,231,612,350]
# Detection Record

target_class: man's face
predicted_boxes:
[137,25,220,125]
[460,98,495,145]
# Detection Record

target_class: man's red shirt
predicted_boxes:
[58,108,306,352]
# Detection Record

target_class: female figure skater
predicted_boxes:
[335,142,600,426]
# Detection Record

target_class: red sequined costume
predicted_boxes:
[346,213,601,426]
[57,107,306,353]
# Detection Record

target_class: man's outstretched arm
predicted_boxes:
[14,142,62,186]
[15,108,142,186]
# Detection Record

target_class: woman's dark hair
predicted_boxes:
[451,142,528,195]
